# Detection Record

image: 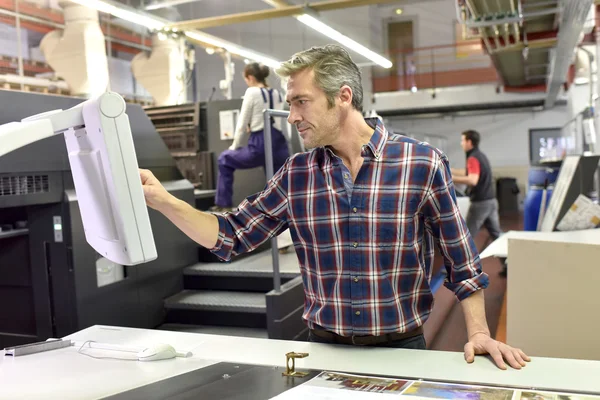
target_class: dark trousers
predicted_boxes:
[466,198,503,241]
[307,330,427,350]
[215,128,289,208]
[466,198,507,271]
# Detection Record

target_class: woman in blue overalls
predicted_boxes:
[213,62,290,211]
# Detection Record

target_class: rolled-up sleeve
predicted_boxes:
[422,153,489,301]
[210,158,290,261]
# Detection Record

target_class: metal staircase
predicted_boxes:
[160,243,306,340]
[155,107,307,341]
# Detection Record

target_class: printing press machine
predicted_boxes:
[0,89,198,349]
[0,90,308,351]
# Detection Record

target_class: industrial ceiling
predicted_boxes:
[460,0,596,104]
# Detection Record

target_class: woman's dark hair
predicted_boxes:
[244,62,270,86]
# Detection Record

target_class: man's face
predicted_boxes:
[460,135,472,152]
[286,68,341,149]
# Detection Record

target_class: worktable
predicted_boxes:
[1,325,599,399]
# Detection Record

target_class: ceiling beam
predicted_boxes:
[491,38,557,53]
[166,0,398,31]
[480,30,558,51]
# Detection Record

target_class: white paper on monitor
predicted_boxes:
[219,109,238,140]
[556,194,600,231]
[583,118,597,145]
[540,155,579,232]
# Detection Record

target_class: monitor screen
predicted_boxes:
[69,93,157,265]
[529,127,576,165]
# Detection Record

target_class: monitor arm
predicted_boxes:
[0,102,85,158]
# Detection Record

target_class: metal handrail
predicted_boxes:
[263,108,291,293]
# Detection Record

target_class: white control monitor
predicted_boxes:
[0,92,157,266]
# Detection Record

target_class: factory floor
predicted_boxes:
[428,213,522,352]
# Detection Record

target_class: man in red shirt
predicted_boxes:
[452,130,506,276]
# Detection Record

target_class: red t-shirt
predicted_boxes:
[467,156,480,176]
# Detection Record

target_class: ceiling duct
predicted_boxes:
[544,0,594,108]
[40,1,109,97]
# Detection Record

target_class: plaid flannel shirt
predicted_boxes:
[211,119,488,336]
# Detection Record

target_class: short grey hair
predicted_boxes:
[276,44,363,112]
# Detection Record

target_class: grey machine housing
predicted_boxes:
[0,90,197,349]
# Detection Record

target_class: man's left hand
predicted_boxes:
[464,333,531,370]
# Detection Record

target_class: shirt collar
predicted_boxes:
[323,117,388,161]
[364,117,387,159]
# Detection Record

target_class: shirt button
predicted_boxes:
[352,242,358,248]
[352,207,357,213]
[355,311,361,316]
[354,277,359,283]
[344,173,350,180]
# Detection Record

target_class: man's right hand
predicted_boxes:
[139,169,220,250]
[139,169,174,212]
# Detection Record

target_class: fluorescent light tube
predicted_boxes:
[296,14,392,69]
[69,0,282,68]
[145,0,199,11]
[184,31,281,69]
[69,0,165,30]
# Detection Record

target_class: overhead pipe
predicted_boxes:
[577,46,597,153]
[458,0,481,40]
[460,0,495,55]
[511,0,521,47]
[577,47,595,109]
[0,8,150,51]
[457,0,528,53]
[467,8,561,28]
[478,0,505,52]
[491,26,502,51]
[545,0,594,108]
[492,37,557,53]
[522,0,560,9]
[455,0,561,29]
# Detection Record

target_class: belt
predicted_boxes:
[310,326,423,346]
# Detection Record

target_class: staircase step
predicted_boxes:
[157,323,268,339]
[185,250,301,278]
[164,290,266,313]
[197,241,272,263]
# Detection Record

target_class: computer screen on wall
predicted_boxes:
[529,127,576,165]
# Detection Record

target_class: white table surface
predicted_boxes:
[480,228,600,259]
[1,325,600,399]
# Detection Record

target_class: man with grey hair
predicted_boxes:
[139,44,529,370]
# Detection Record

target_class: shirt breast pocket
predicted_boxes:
[376,198,420,248]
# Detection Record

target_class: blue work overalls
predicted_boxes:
[215,88,290,208]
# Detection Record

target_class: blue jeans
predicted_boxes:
[307,330,427,350]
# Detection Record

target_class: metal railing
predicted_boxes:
[372,41,497,93]
[263,108,290,293]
